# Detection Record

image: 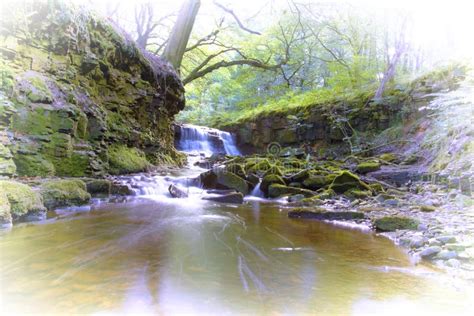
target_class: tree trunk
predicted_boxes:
[162,0,201,71]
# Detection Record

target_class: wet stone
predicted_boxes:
[419,246,442,258]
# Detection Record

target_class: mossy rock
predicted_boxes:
[316,189,336,200]
[288,208,365,220]
[302,175,331,190]
[261,174,286,196]
[369,183,385,193]
[263,165,283,177]
[329,170,371,193]
[0,181,45,219]
[86,179,112,195]
[298,196,324,206]
[225,163,246,178]
[108,145,150,175]
[24,76,53,103]
[0,144,16,174]
[286,169,310,183]
[40,179,91,210]
[356,161,381,174]
[268,184,315,198]
[0,190,12,227]
[379,153,397,163]
[14,154,55,177]
[373,216,419,232]
[215,170,249,195]
[401,154,418,165]
[246,159,272,174]
[345,189,372,199]
[419,205,436,212]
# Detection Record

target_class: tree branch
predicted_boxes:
[213,1,261,35]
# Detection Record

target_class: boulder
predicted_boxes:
[202,192,244,204]
[329,171,371,193]
[373,216,419,232]
[40,179,91,210]
[288,208,365,220]
[302,175,331,190]
[356,161,381,174]
[419,246,442,258]
[0,181,46,221]
[86,179,112,195]
[0,190,13,227]
[168,184,188,198]
[216,170,249,195]
[268,184,315,198]
[261,174,286,196]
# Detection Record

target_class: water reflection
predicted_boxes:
[1,198,473,315]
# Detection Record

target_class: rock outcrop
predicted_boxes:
[0,2,185,178]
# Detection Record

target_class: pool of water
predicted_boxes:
[1,195,473,315]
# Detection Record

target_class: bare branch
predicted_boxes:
[213,1,261,35]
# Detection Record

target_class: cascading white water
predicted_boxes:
[219,131,241,156]
[176,124,241,156]
[250,181,264,198]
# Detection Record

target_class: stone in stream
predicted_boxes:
[419,246,442,258]
[373,216,419,232]
[206,189,237,194]
[168,184,188,198]
[202,192,244,204]
[436,236,456,244]
[435,250,457,260]
[288,208,365,220]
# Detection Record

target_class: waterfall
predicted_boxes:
[176,124,241,156]
[250,181,264,198]
[219,131,241,156]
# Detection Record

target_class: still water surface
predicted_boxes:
[1,196,473,315]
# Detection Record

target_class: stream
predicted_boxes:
[1,125,473,315]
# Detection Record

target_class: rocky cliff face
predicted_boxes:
[225,67,465,158]
[0,2,185,177]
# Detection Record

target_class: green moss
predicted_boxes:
[25,76,53,103]
[356,161,381,174]
[379,153,397,163]
[12,107,51,135]
[329,170,371,193]
[369,183,385,193]
[373,216,419,231]
[346,189,372,199]
[0,190,12,226]
[302,175,331,190]
[216,170,249,195]
[225,163,246,178]
[108,145,150,175]
[261,174,286,196]
[53,152,90,177]
[268,184,315,198]
[419,205,436,212]
[316,188,336,200]
[40,179,91,210]
[0,144,16,176]
[246,159,271,174]
[0,181,45,218]
[263,165,283,177]
[85,179,112,195]
[14,155,55,177]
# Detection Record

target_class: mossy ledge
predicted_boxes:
[0,1,185,178]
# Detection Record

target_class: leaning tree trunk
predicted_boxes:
[162,0,201,71]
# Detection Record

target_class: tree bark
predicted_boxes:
[162,0,201,71]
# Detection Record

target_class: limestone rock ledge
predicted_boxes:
[0,1,185,177]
